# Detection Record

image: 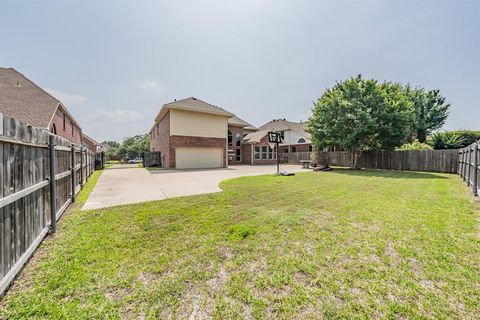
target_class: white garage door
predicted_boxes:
[175,147,223,169]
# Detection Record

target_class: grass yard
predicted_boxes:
[1,169,479,319]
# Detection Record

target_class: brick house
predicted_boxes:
[150,97,236,169]
[241,119,313,164]
[0,67,83,145]
[82,134,98,153]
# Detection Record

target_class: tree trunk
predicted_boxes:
[417,130,427,143]
[350,148,362,170]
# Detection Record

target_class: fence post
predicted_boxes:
[71,145,76,203]
[48,134,57,233]
[472,143,478,197]
[80,147,84,189]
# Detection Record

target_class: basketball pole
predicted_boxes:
[276,139,279,174]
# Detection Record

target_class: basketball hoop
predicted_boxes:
[268,131,283,143]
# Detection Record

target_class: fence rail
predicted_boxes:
[0,113,96,296]
[307,149,459,173]
[281,151,312,163]
[458,142,479,197]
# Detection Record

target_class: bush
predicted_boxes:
[429,130,480,149]
[397,140,433,151]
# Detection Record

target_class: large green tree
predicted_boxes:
[404,86,450,143]
[116,134,150,159]
[307,75,413,169]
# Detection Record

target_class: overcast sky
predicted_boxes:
[1,0,478,142]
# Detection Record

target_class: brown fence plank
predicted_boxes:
[0,112,99,296]
[309,149,459,173]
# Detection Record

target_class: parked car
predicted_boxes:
[128,157,143,164]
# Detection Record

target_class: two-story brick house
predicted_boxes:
[0,67,83,145]
[150,97,260,169]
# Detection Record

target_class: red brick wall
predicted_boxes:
[49,106,82,145]
[169,135,227,168]
[241,144,252,165]
[150,111,171,167]
[82,135,97,153]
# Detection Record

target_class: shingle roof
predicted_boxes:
[242,130,269,144]
[228,115,257,130]
[0,67,61,128]
[259,119,310,139]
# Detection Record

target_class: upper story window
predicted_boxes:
[71,120,74,136]
[236,132,241,146]
[63,113,66,131]
[280,131,285,140]
[228,130,232,146]
[298,138,306,143]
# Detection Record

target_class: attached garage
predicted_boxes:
[175,147,223,169]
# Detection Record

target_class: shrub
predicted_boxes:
[397,140,433,150]
[429,130,480,149]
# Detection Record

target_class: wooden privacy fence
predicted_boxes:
[309,149,459,173]
[143,151,161,167]
[458,142,479,197]
[281,151,312,163]
[0,113,96,296]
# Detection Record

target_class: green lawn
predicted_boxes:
[1,169,479,319]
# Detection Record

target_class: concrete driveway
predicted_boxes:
[82,164,305,210]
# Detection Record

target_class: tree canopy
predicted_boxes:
[307,75,413,168]
[101,134,149,160]
[403,86,450,143]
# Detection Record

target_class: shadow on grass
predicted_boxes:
[328,167,450,179]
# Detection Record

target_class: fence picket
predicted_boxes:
[0,112,98,296]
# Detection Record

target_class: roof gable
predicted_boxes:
[259,119,310,139]
[155,97,234,122]
[0,67,61,128]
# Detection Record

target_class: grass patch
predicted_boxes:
[0,169,479,319]
[75,170,103,205]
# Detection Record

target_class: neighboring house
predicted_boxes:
[242,119,313,164]
[0,67,82,144]
[82,134,98,153]
[150,97,235,169]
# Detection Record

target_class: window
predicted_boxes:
[284,148,289,153]
[51,124,57,134]
[228,130,232,146]
[71,120,74,136]
[63,113,66,130]
[236,132,241,147]
[261,146,267,159]
[236,149,241,161]
[254,146,260,160]
[309,145,313,152]
[280,131,285,140]
[268,146,277,160]
[292,146,297,153]
[298,138,306,143]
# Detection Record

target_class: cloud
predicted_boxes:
[44,88,87,105]
[90,108,144,124]
[134,79,163,92]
